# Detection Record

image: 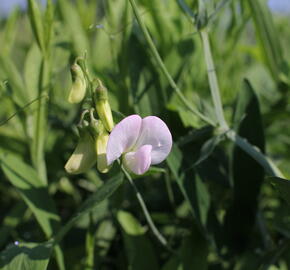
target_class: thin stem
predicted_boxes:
[132,0,284,179]
[200,30,228,130]
[120,163,170,248]
[128,0,215,126]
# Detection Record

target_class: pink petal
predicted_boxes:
[134,116,172,165]
[123,145,152,175]
[106,115,142,165]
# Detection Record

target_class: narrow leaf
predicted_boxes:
[247,0,283,81]
[28,0,46,54]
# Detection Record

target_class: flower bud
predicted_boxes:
[68,63,87,104]
[95,79,114,132]
[96,130,110,173]
[65,128,96,174]
[93,122,110,173]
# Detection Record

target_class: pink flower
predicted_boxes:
[106,115,172,175]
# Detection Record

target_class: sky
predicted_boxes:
[0,0,290,17]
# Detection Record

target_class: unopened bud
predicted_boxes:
[68,63,87,104]
[95,79,114,132]
[65,129,96,174]
[95,122,110,173]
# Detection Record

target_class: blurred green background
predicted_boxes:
[1,0,290,269]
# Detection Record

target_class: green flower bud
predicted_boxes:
[95,79,114,132]
[68,63,87,104]
[96,129,110,174]
[65,128,96,174]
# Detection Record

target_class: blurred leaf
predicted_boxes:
[58,0,89,55]
[117,210,159,270]
[28,0,46,54]
[270,177,290,206]
[0,203,27,249]
[0,54,27,107]
[2,8,19,54]
[167,144,210,230]
[0,241,52,270]
[44,0,54,51]
[54,174,123,243]
[24,43,42,101]
[0,153,60,237]
[195,134,224,166]
[247,0,283,81]
[224,79,265,252]
[162,231,208,270]
[234,251,261,270]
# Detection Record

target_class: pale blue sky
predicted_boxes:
[0,0,290,17]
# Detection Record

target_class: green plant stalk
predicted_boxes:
[128,0,215,126]
[200,30,228,130]
[32,58,50,184]
[199,29,284,178]
[120,163,169,248]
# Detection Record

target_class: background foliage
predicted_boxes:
[0,0,290,269]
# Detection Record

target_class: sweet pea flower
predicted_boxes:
[106,115,172,175]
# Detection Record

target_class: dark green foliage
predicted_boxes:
[224,80,265,253]
[0,0,290,269]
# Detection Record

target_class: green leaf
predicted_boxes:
[233,251,262,270]
[58,0,89,55]
[44,0,54,51]
[167,144,210,230]
[2,8,19,54]
[117,210,159,270]
[269,177,290,206]
[195,134,224,166]
[24,43,42,101]
[28,0,46,54]
[247,0,283,81]
[179,232,208,270]
[0,241,52,270]
[0,153,60,237]
[54,174,123,243]
[0,54,27,107]
[224,79,265,252]
[162,230,208,270]
[0,203,27,249]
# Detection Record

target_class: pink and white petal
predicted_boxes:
[106,115,142,165]
[123,145,152,175]
[134,116,172,165]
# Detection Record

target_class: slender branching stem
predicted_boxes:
[128,0,215,126]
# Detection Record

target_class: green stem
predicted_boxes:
[120,163,169,248]
[132,0,284,179]
[33,58,50,184]
[128,0,215,126]
[200,30,228,130]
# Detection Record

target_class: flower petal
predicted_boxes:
[123,145,152,175]
[134,116,172,165]
[106,115,142,165]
